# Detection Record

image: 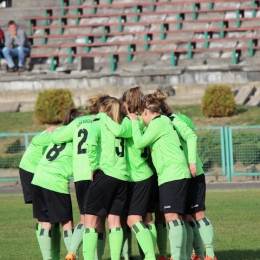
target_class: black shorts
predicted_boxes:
[75,180,90,215]
[19,167,34,204]
[147,173,158,213]
[159,178,190,215]
[32,185,73,224]
[185,174,206,214]
[84,170,128,217]
[126,175,154,216]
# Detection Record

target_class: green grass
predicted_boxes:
[1,105,260,133]
[1,189,260,260]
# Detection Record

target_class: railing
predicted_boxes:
[1,126,260,182]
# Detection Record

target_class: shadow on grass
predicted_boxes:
[236,105,248,115]
[214,250,260,260]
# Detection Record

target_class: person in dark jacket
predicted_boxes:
[2,20,30,72]
[0,27,4,71]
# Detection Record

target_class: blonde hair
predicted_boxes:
[121,86,143,114]
[101,97,123,124]
[141,89,168,114]
[86,94,110,115]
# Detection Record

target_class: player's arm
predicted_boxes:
[51,122,75,144]
[131,118,161,149]
[97,113,132,138]
[87,120,100,173]
[177,112,195,130]
[31,130,54,146]
[172,115,197,164]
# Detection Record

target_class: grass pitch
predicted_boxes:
[0,188,260,260]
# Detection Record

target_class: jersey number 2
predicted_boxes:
[77,129,88,154]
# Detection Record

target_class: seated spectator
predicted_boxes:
[2,20,30,72]
[0,27,4,71]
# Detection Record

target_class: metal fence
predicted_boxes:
[1,126,260,182]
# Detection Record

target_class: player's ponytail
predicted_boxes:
[100,97,123,124]
[121,85,143,114]
[152,89,167,101]
[62,108,86,125]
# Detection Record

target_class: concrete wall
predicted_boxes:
[1,66,260,110]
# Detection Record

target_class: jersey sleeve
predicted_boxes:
[131,119,161,149]
[87,120,101,172]
[177,112,195,130]
[51,124,74,144]
[97,113,132,138]
[31,131,53,146]
[171,115,197,163]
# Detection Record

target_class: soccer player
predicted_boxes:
[97,86,156,260]
[83,97,128,260]
[31,108,85,260]
[169,109,217,260]
[128,90,191,260]
[51,94,109,260]
[19,127,58,258]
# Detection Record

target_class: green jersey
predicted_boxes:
[131,115,191,186]
[87,119,128,181]
[51,115,93,182]
[19,130,50,173]
[97,113,153,182]
[32,128,73,194]
[173,113,204,176]
[168,113,197,164]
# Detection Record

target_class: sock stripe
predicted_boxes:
[132,224,140,234]
[36,223,39,231]
[85,228,97,233]
[98,233,104,239]
[40,228,51,237]
[64,230,68,237]
[77,223,84,229]
[202,217,210,226]
[188,221,195,228]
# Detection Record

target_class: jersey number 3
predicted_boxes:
[115,137,124,157]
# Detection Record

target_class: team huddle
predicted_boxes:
[18,86,217,260]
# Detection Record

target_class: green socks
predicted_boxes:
[190,219,204,258]
[148,223,157,250]
[185,221,194,260]
[36,223,42,250]
[63,229,74,253]
[69,223,84,255]
[168,220,183,260]
[197,217,215,259]
[95,232,106,260]
[156,223,167,258]
[109,227,123,260]
[132,221,156,260]
[83,228,98,260]
[51,223,61,260]
[39,228,52,260]
[180,221,187,260]
[121,225,132,260]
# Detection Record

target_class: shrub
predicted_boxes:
[201,85,236,117]
[0,155,22,168]
[35,89,74,124]
[6,139,25,154]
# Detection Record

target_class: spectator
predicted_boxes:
[0,27,4,71]
[2,20,30,72]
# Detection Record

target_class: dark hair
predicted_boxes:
[8,20,16,27]
[121,86,143,114]
[87,94,110,115]
[141,89,168,114]
[62,108,86,125]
